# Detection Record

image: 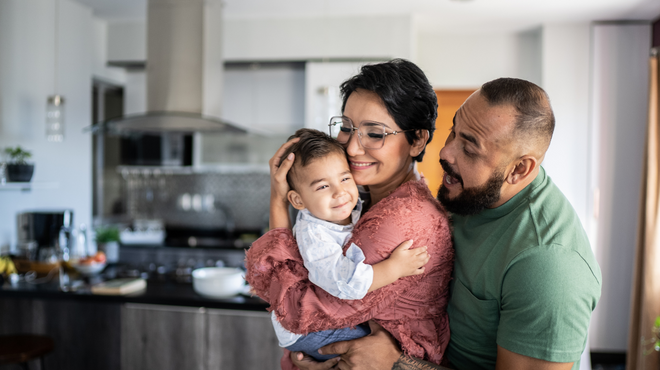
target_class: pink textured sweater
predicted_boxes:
[245,180,454,368]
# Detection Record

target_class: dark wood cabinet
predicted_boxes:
[121,304,206,370]
[0,298,121,370]
[120,304,282,370]
[0,299,280,370]
[206,309,281,370]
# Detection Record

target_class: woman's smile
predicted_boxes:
[349,161,376,169]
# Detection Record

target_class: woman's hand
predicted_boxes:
[290,351,341,370]
[319,321,402,370]
[269,137,300,229]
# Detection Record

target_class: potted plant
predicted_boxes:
[4,146,34,182]
[643,316,660,355]
[95,226,120,264]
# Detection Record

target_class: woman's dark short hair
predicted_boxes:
[340,58,438,162]
[281,128,347,190]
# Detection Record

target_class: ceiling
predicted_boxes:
[74,0,660,33]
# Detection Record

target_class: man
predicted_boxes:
[308,78,602,370]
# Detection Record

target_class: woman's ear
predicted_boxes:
[287,190,305,210]
[410,129,430,158]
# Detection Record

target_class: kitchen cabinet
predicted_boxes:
[0,298,121,370]
[206,309,281,370]
[121,304,206,370]
[0,292,279,370]
[121,304,281,370]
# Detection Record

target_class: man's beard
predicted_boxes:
[436,159,506,216]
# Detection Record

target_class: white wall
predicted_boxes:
[124,71,147,115]
[588,23,651,352]
[224,15,413,61]
[107,20,146,62]
[415,29,542,89]
[106,15,413,63]
[223,64,305,134]
[0,0,99,251]
[92,19,126,84]
[541,24,592,227]
[304,61,368,131]
[417,32,520,89]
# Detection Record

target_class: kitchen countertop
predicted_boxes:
[0,268,270,312]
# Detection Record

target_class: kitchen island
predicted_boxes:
[0,266,281,370]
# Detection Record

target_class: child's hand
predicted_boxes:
[389,240,430,278]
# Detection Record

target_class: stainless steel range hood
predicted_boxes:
[88,112,246,134]
[89,0,244,134]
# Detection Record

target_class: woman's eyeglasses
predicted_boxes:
[328,116,413,149]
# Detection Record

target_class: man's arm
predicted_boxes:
[391,355,452,370]
[314,321,451,370]
[495,346,573,370]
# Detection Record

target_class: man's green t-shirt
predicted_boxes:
[445,167,602,370]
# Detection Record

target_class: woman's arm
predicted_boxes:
[245,181,453,335]
[269,137,299,229]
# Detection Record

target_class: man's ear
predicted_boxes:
[409,129,430,158]
[287,190,305,210]
[507,155,538,185]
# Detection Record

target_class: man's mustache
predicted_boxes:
[440,159,463,186]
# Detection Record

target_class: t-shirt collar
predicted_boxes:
[476,166,547,220]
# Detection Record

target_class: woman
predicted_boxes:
[245,59,454,369]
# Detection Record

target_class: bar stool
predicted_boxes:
[0,334,54,370]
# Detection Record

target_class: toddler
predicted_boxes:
[268,128,429,361]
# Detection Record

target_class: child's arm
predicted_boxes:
[368,240,429,292]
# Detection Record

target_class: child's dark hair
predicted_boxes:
[281,129,347,190]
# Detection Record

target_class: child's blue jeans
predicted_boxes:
[286,324,371,361]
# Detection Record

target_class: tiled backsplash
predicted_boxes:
[124,171,271,231]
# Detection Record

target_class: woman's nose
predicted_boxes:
[344,129,364,156]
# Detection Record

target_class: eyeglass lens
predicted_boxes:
[329,117,387,149]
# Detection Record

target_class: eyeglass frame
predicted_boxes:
[327,115,416,150]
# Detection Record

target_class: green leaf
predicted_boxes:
[95,226,121,243]
[655,316,660,328]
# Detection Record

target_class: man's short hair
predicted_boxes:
[281,128,347,190]
[340,58,438,162]
[480,78,555,152]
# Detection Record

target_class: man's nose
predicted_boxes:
[344,129,364,157]
[439,138,455,164]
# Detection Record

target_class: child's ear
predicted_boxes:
[287,190,305,210]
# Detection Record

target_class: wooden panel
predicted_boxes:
[417,90,476,197]
[121,304,206,370]
[0,298,121,370]
[206,309,281,370]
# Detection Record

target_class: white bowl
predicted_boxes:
[192,267,245,299]
[72,262,107,276]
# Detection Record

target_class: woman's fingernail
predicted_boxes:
[287,153,294,160]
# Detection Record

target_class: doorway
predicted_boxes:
[418,90,475,198]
